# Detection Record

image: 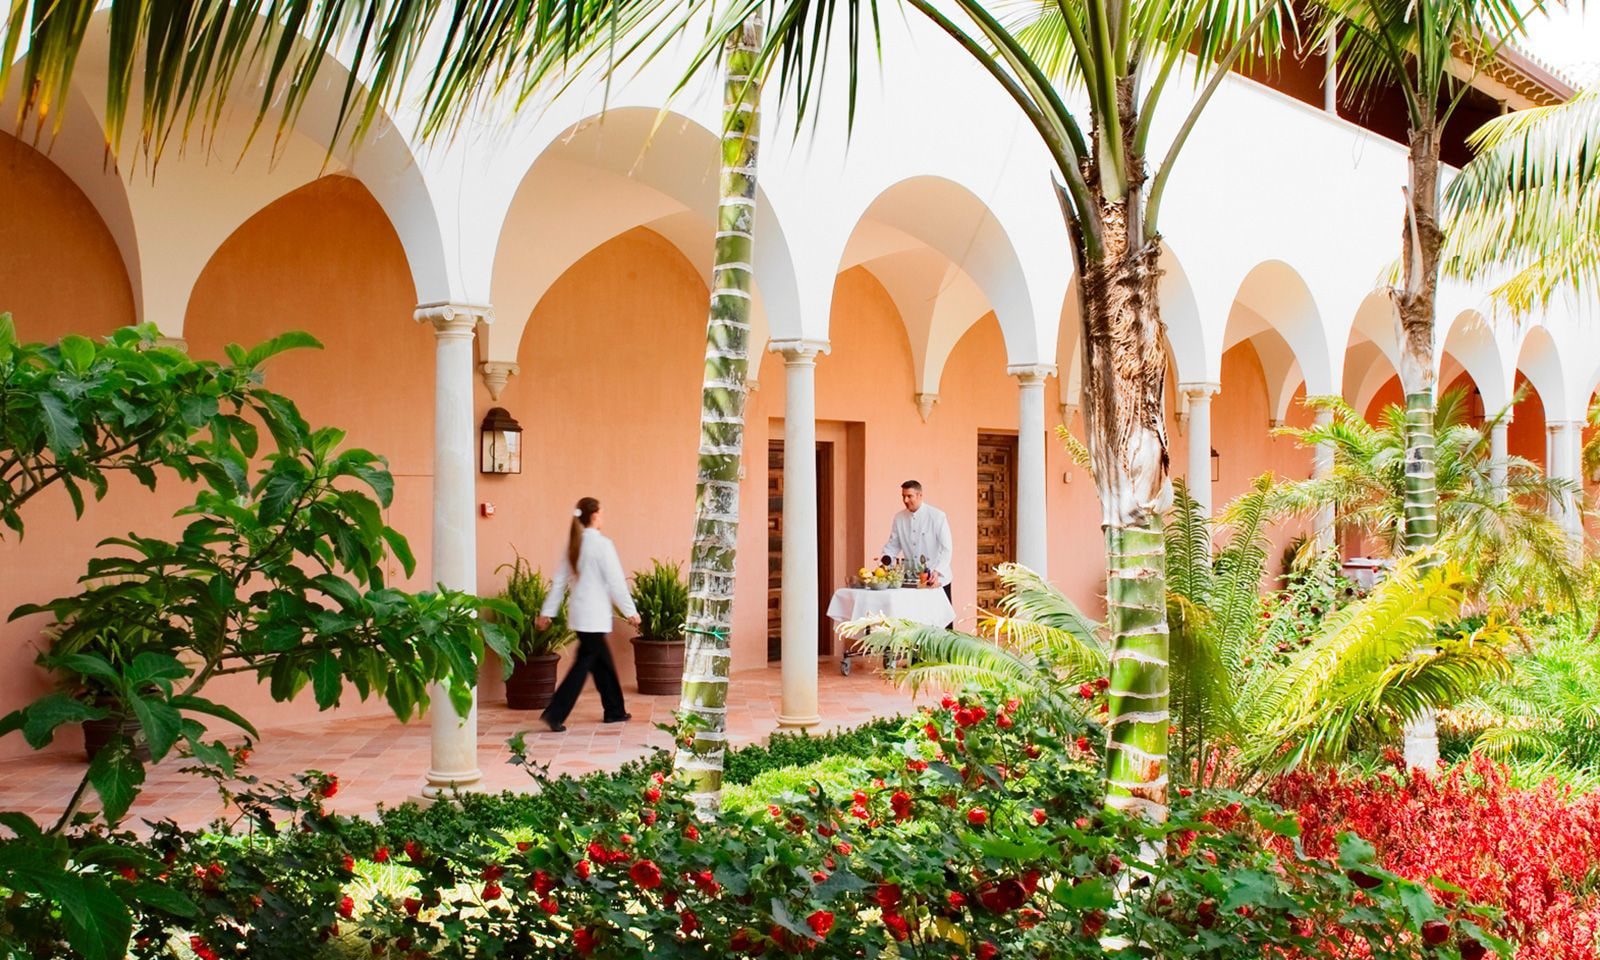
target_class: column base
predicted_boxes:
[776,713,821,730]
[410,771,487,806]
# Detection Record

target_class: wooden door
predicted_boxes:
[976,433,1018,611]
[767,440,834,661]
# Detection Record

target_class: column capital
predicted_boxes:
[1006,362,1056,384]
[769,338,830,363]
[1177,380,1221,399]
[1547,419,1585,433]
[1059,402,1081,428]
[416,301,493,336]
[479,361,520,401]
[915,392,939,422]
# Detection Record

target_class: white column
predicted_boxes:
[1313,405,1336,550]
[1489,419,1510,503]
[772,339,828,729]
[1008,364,1054,575]
[416,302,492,798]
[1548,420,1585,545]
[1179,382,1220,515]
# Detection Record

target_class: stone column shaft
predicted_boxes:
[1313,406,1336,550]
[1489,421,1510,503]
[1008,364,1054,575]
[773,339,828,729]
[416,302,491,798]
[1180,382,1220,516]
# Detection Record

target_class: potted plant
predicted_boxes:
[629,559,688,696]
[494,554,575,710]
[40,619,152,763]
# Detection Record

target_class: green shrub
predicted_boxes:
[493,553,576,658]
[724,715,906,785]
[629,558,687,641]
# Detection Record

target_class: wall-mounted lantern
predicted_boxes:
[480,407,523,474]
[1210,447,1221,483]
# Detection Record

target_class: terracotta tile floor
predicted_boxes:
[0,665,923,829]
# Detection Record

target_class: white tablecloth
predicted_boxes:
[826,587,955,627]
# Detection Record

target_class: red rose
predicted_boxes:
[642,809,658,826]
[620,833,634,846]
[337,895,355,918]
[373,846,390,863]
[531,870,555,895]
[587,841,608,863]
[1075,736,1091,753]
[997,713,1014,729]
[645,785,662,803]
[941,694,958,709]
[516,841,533,852]
[691,869,720,894]
[540,895,559,915]
[874,883,902,909]
[403,897,422,916]
[1078,683,1095,699]
[954,708,975,728]
[117,866,138,881]
[481,864,505,882]
[575,859,592,880]
[1024,744,1041,759]
[1094,676,1110,692]
[683,824,701,841]
[976,942,999,960]
[404,840,424,862]
[884,912,910,941]
[573,928,597,957]
[812,870,828,883]
[341,855,355,873]
[482,882,502,901]
[680,909,700,934]
[924,723,941,742]
[768,804,783,818]
[730,929,754,953]
[907,758,928,772]
[1032,808,1048,825]
[947,891,967,909]
[1081,909,1106,937]
[967,807,989,826]
[189,937,220,960]
[835,841,852,855]
[807,909,835,938]
[319,775,340,799]
[1420,921,1450,946]
[891,790,914,820]
[629,859,663,890]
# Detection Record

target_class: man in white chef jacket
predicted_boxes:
[879,480,955,623]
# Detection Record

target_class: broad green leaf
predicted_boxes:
[130,881,200,919]
[170,695,259,736]
[37,872,132,960]
[1053,875,1115,910]
[57,335,95,373]
[18,694,105,749]
[128,696,182,761]
[310,653,342,709]
[86,743,145,823]
[243,330,322,367]
[380,527,416,577]
[124,652,188,689]
[38,391,84,455]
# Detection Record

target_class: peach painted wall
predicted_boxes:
[0,134,139,759]
[1509,373,1548,467]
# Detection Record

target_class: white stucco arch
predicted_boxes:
[483,107,801,363]
[1222,260,1334,421]
[836,175,1036,388]
[11,10,453,331]
[1515,324,1572,421]
[1438,310,1511,414]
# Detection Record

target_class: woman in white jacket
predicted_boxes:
[536,497,640,732]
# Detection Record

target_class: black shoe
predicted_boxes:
[602,713,632,724]
[540,713,566,733]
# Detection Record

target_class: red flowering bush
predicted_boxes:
[1270,754,1600,960]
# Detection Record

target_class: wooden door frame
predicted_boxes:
[815,440,835,656]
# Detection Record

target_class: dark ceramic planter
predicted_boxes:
[505,653,561,710]
[82,713,150,763]
[630,638,685,696]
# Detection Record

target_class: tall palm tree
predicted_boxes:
[663,0,1288,823]
[1275,388,1579,613]
[674,15,767,815]
[1442,88,1600,313]
[1315,0,1527,570]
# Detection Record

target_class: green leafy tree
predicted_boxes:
[1275,388,1578,614]
[1444,88,1600,312]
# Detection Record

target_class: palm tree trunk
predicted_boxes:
[673,14,763,815]
[1078,210,1172,821]
[1396,126,1443,769]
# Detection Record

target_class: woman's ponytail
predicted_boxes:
[568,497,600,574]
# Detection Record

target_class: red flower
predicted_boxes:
[403,897,422,916]
[1094,676,1110,692]
[575,859,592,880]
[768,804,783,818]
[373,846,390,863]
[587,841,608,863]
[404,840,424,862]
[482,883,502,901]
[691,869,720,894]
[337,895,355,918]
[883,912,910,941]
[683,824,701,842]
[573,927,597,957]
[341,854,355,873]
[629,859,663,890]
[1078,683,1095,699]
[967,807,989,827]
[189,936,220,960]
[1081,909,1106,937]
[481,864,505,882]
[954,708,976,728]
[947,891,967,909]
[642,809,658,826]
[976,942,999,960]
[516,841,533,852]
[680,910,700,934]
[531,870,555,895]
[806,909,835,938]
[645,785,662,803]
[941,694,958,709]
[906,758,928,772]
[729,929,755,954]
[116,866,138,881]
[812,870,828,883]
[924,723,941,742]
[1075,736,1091,753]
[318,775,340,799]
[540,895,559,915]
[996,713,1014,729]
[891,790,914,820]
[873,883,903,910]
[835,841,852,855]
[1024,743,1041,759]
[1032,808,1048,825]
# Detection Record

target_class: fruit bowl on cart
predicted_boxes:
[828,563,954,674]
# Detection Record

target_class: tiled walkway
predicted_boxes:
[0,666,921,829]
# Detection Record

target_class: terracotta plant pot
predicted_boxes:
[631,637,685,696]
[505,653,561,710]
[82,714,150,763]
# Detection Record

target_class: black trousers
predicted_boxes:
[543,631,627,724]
[943,582,954,629]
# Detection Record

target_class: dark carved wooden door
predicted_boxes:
[976,434,1018,611]
[768,440,834,662]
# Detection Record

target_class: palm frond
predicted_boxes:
[1165,479,1215,605]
